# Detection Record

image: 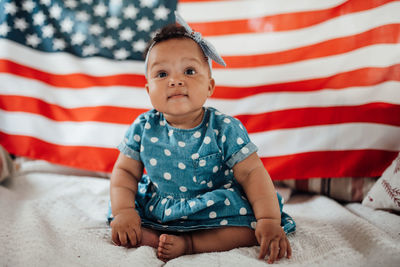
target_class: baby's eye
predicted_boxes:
[184,68,196,75]
[156,71,167,78]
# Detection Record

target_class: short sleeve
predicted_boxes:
[219,116,258,168]
[117,115,146,161]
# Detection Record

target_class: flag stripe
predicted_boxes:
[187,0,393,36]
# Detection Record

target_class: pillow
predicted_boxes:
[277,177,378,203]
[362,152,400,211]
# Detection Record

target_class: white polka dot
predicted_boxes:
[214,129,219,135]
[204,136,211,144]
[199,159,206,167]
[207,181,213,188]
[178,141,186,147]
[215,111,222,115]
[160,120,166,126]
[134,134,140,142]
[223,118,231,124]
[200,181,206,184]
[189,201,196,208]
[168,130,174,136]
[193,176,197,182]
[140,145,144,152]
[224,198,231,206]
[167,195,173,199]
[224,170,229,176]
[152,192,156,198]
[212,166,219,173]
[207,200,214,207]
[191,153,199,160]
[239,207,247,215]
[164,149,171,156]
[221,135,226,143]
[239,124,244,130]
[150,158,157,166]
[178,162,186,169]
[179,186,187,192]
[145,122,151,129]
[228,188,235,192]
[165,208,172,216]
[149,205,154,212]
[151,137,159,143]
[224,183,231,189]
[161,198,167,205]
[220,219,228,225]
[241,147,249,154]
[209,211,217,218]
[193,131,201,138]
[181,216,188,219]
[237,137,244,145]
[251,221,257,229]
[163,172,171,180]
[139,188,146,193]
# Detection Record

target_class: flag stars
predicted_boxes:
[123,5,139,19]
[53,38,66,50]
[136,17,153,32]
[26,34,41,47]
[65,0,78,9]
[42,24,55,38]
[49,4,63,19]
[89,24,103,36]
[140,0,157,8]
[106,16,121,29]
[14,18,28,31]
[60,18,74,33]
[133,39,146,52]
[114,48,130,60]
[101,36,116,49]
[40,0,51,6]
[153,5,170,20]
[33,11,46,26]
[76,11,90,22]
[82,45,98,56]
[119,27,135,41]
[71,32,86,46]
[4,2,17,15]
[22,0,35,13]
[94,3,108,17]
[0,23,10,36]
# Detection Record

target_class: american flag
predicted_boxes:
[0,0,399,180]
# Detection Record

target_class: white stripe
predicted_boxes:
[0,110,125,148]
[213,44,400,86]
[207,81,400,116]
[178,0,346,22]
[0,39,145,75]
[0,74,152,109]
[207,2,400,55]
[251,123,400,157]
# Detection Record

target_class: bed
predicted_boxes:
[1,159,399,267]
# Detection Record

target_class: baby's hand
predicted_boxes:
[110,208,142,247]
[255,218,292,264]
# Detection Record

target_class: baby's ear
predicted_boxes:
[208,78,216,96]
[145,84,150,94]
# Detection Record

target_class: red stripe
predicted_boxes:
[218,24,400,69]
[0,59,146,89]
[261,150,398,180]
[0,95,147,124]
[0,132,118,173]
[190,0,394,36]
[237,103,400,133]
[212,64,400,99]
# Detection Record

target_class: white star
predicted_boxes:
[60,18,74,33]
[119,27,135,41]
[140,0,156,8]
[94,3,107,17]
[14,18,28,31]
[40,0,51,6]
[65,0,78,9]
[89,24,103,36]
[71,32,86,45]
[53,38,66,50]
[100,36,116,49]
[22,0,35,13]
[82,45,98,56]
[26,34,41,48]
[76,11,90,22]
[82,0,93,4]
[123,5,139,19]
[42,24,55,38]
[153,5,170,20]
[133,39,146,52]
[0,23,10,36]
[49,4,62,19]
[33,11,46,26]
[106,16,121,29]
[114,48,130,60]
[4,2,17,15]
[136,17,153,32]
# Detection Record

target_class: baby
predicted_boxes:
[109,12,295,264]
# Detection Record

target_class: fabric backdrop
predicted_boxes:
[0,0,400,179]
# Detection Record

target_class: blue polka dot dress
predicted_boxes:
[109,107,295,234]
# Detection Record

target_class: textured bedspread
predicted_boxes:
[1,170,399,267]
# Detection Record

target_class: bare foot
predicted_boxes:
[157,233,192,261]
[139,228,159,248]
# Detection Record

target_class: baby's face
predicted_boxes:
[145,38,215,120]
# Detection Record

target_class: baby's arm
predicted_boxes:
[110,153,144,247]
[233,152,291,263]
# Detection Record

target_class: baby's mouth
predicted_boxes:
[168,93,187,99]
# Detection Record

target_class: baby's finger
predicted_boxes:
[287,238,292,259]
[127,229,138,247]
[118,232,128,247]
[111,228,120,246]
[268,239,280,264]
[258,237,269,260]
[278,238,287,259]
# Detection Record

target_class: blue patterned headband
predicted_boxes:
[144,11,226,77]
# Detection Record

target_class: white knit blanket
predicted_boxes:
[1,170,399,267]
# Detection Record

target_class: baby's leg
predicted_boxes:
[157,226,257,261]
[139,227,160,248]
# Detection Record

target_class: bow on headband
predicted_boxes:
[144,12,226,77]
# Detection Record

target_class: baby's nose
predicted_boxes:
[168,78,184,87]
